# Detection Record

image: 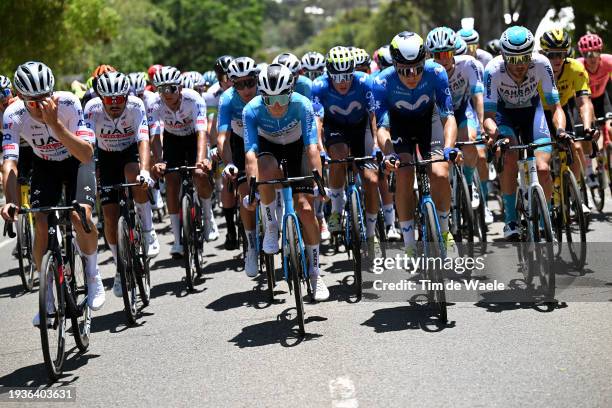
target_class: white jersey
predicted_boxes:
[484,53,559,112]
[84,96,149,152]
[202,82,224,120]
[476,48,493,69]
[444,55,484,110]
[2,91,93,161]
[148,88,207,136]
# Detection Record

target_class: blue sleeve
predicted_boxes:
[243,104,259,153]
[371,74,388,127]
[363,75,375,112]
[311,79,325,117]
[297,76,313,100]
[433,67,454,118]
[301,100,318,146]
[217,91,232,133]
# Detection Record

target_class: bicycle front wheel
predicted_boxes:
[192,196,205,277]
[453,168,475,258]
[17,213,36,291]
[182,194,195,291]
[70,246,90,352]
[563,169,587,271]
[530,186,555,301]
[286,216,306,335]
[349,190,363,300]
[118,216,138,325]
[590,167,605,212]
[472,171,487,253]
[423,202,447,324]
[39,251,66,381]
[134,216,151,307]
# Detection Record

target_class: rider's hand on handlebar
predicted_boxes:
[151,162,166,178]
[443,147,460,162]
[138,169,154,190]
[196,158,212,173]
[383,153,399,173]
[242,194,258,211]
[222,163,238,179]
[1,203,18,222]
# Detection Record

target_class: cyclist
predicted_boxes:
[538,29,596,214]
[242,64,330,301]
[373,32,459,254]
[301,52,326,80]
[312,46,381,248]
[148,66,217,258]
[146,64,162,92]
[426,27,493,222]
[486,39,502,57]
[84,71,159,296]
[205,56,233,138]
[458,27,493,68]
[273,52,313,99]
[483,26,565,239]
[353,48,372,73]
[1,61,105,324]
[371,45,393,78]
[82,64,116,107]
[576,33,612,188]
[217,57,259,273]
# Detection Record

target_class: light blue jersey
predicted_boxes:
[295,75,313,100]
[217,87,248,137]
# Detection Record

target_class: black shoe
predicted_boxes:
[224,233,239,250]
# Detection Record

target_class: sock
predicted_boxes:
[463,166,475,186]
[262,201,278,227]
[480,181,489,200]
[223,207,236,236]
[275,189,284,222]
[170,213,181,244]
[584,154,593,176]
[383,203,395,227]
[246,229,256,252]
[109,244,118,265]
[438,210,449,233]
[366,212,377,238]
[400,220,415,248]
[502,193,518,224]
[84,252,98,278]
[306,244,320,275]
[200,197,212,220]
[330,188,345,214]
[153,188,163,209]
[135,201,153,232]
[315,200,324,219]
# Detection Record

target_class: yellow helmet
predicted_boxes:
[540,29,570,52]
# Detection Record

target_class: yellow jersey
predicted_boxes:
[539,57,590,110]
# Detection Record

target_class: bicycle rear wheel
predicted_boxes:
[452,168,475,258]
[563,170,587,271]
[423,202,447,324]
[39,251,66,381]
[349,190,363,300]
[590,168,605,212]
[118,216,138,324]
[70,247,90,352]
[530,186,555,301]
[182,194,195,291]
[286,216,306,335]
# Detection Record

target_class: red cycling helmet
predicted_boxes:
[148,64,163,81]
[577,34,603,54]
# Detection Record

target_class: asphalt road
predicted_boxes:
[0,198,611,408]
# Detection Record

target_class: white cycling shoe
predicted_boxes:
[146,230,160,258]
[263,223,279,254]
[88,271,106,311]
[245,249,258,278]
[310,271,330,302]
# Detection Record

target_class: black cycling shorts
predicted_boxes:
[97,143,140,205]
[388,105,444,158]
[30,156,96,209]
[163,131,197,168]
[229,131,247,185]
[544,104,575,136]
[257,137,313,194]
[591,92,610,119]
[17,145,34,183]
[323,115,368,158]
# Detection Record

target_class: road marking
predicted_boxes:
[329,376,358,408]
[0,238,14,249]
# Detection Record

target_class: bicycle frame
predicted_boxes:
[280,185,308,282]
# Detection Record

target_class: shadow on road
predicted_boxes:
[361,302,455,333]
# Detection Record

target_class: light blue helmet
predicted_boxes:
[426,27,457,53]
[202,71,217,87]
[500,26,534,56]
[455,38,467,55]
[458,28,479,45]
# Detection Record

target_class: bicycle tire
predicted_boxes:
[349,190,363,300]
[192,196,205,277]
[39,251,65,381]
[286,216,306,335]
[457,168,475,258]
[563,169,587,271]
[530,186,555,301]
[590,170,605,212]
[182,194,195,291]
[70,246,90,352]
[16,213,36,291]
[117,216,138,324]
[423,202,447,323]
[264,254,275,302]
[134,215,151,307]
[607,144,612,197]
[472,171,487,252]
[375,209,387,259]
[577,172,591,230]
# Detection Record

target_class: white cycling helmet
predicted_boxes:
[326,46,355,74]
[273,53,302,75]
[227,57,257,80]
[258,64,294,96]
[179,74,195,89]
[0,75,11,90]
[188,71,203,87]
[13,61,55,97]
[426,27,456,53]
[500,25,534,56]
[301,52,326,71]
[390,32,426,65]
[153,66,181,87]
[352,48,371,67]
[128,72,146,94]
[97,71,130,97]
[455,38,468,55]
[458,28,479,45]
[377,45,394,68]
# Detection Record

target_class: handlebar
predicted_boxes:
[100,177,155,204]
[247,169,327,206]
[3,200,91,238]
[386,156,448,193]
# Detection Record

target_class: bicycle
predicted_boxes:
[324,154,384,300]
[550,132,591,271]
[5,200,92,381]
[164,166,205,291]
[449,141,478,260]
[99,180,153,325]
[14,176,36,291]
[388,149,450,324]
[494,139,555,301]
[248,162,326,335]
[582,114,612,212]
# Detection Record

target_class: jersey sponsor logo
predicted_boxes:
[394,95,430,110]
[31,135,60,147]
[328,101,363,116]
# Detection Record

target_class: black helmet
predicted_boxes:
[214,55,234,78]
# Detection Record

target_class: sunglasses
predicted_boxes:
[233,77,257,90]
[23,94,51,109]
[396,64,424,77]
[433,51,454,60]
[158,85,180,94]
[102,95,127,105]
[262,93,291,106]
[330,73,354,83]
[582,51,600,58]
[503,54,532,65]
[305,70,324,80]
[545,51,567,60]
